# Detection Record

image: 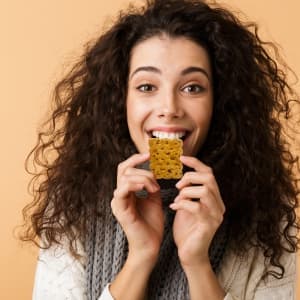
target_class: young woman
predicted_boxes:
[22,0,299,299]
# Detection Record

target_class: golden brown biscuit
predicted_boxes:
[149,138,183,179]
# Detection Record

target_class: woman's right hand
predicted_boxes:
[111,153,164,269]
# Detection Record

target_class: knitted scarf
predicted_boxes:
[85,170,229,300]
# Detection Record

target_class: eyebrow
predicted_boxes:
[129,66,210,80]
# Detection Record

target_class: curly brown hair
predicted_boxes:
[21,0,299,278]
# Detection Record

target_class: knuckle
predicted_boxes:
[110,198,117,214]
[179,189,186,197]
[217,213,224,224]
[184,171,194,180]
[113,188,119,198]
[117,162,124,174]
[123,168,131,176]
[119,174,129,185]
[206,166,214,175]
[222,205,226,215]
[201,185,209,195]
[210,214,222,227]
[206,172,215,181]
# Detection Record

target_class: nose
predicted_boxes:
[157,92,184,119]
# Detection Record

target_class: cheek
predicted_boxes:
[126,99,147,132]
[196,111,212,127]
[191,103,213,127]
[126,104,136,133]
[128,101,142,117]
[127,94,152,115]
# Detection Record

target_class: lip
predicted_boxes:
[146,126,191,142]
[147,126,190,133]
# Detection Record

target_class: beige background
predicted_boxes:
[0,0,299,298]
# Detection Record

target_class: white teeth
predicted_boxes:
[152,131,186,139]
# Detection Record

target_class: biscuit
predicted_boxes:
[149,138,183,179]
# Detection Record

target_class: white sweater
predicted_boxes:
[32,240,297,300]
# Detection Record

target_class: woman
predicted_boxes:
[22,0,299,299]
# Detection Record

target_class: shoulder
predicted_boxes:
[38,237,85,269]
[217,245,297,299]
[32,238,87,299]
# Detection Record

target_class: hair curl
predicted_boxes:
[21,0,300,278]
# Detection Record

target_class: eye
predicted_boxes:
[181,84,205,94]
[136,84,156,92]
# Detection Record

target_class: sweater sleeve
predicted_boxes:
[32,240,297,300]
[32,243,115,300]
[223,276,295,300]
[224,294,238,300]
[220,251,296,300]
[98,284,114,300]
[252,252,296,300]
[223,278,295,300]
[32,244,88,300]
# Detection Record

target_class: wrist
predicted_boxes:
[182,257,211,278]
[182,260,225,300]
[179,252,210,272]
[183,258,212,278]
[110,254,154,300]
[127,249,158,273]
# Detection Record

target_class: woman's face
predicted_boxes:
[126,35,213,156]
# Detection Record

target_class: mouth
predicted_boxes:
[147,130,190,141]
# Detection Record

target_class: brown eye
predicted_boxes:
[137,84,156,92]
[182,84,205,94]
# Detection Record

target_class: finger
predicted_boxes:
[112,182,144,212]
[176,172,222,209]
[169,199,200,214]
[176,171,216,190]
[170,198,223,225]
[177,163,225,214]
[119,175,160,195]
[180,155,213,173]
[192,185,225,215]
[117,153,150,177]
[114,181,143,200]
[175,186,206,201]
[124,167,158,186]
[170,198,224,229]
[175,186,225,216]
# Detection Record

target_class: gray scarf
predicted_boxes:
[85,177,229,300]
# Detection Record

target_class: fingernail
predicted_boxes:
[169,203,177,209]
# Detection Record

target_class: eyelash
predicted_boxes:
[136,84,156,92]
[181,84,205,94]
[136,83,205,94]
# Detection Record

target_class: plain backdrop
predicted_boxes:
[0,0,299,299]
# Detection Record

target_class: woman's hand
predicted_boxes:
[111,153,164,268]
[170,156,225,270]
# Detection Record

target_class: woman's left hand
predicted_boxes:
[170,156,226,270]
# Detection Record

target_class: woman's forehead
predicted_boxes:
[128,35,212,78]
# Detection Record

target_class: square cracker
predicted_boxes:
[149,138,183,179]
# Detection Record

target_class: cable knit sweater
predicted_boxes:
[32,238,297,300]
